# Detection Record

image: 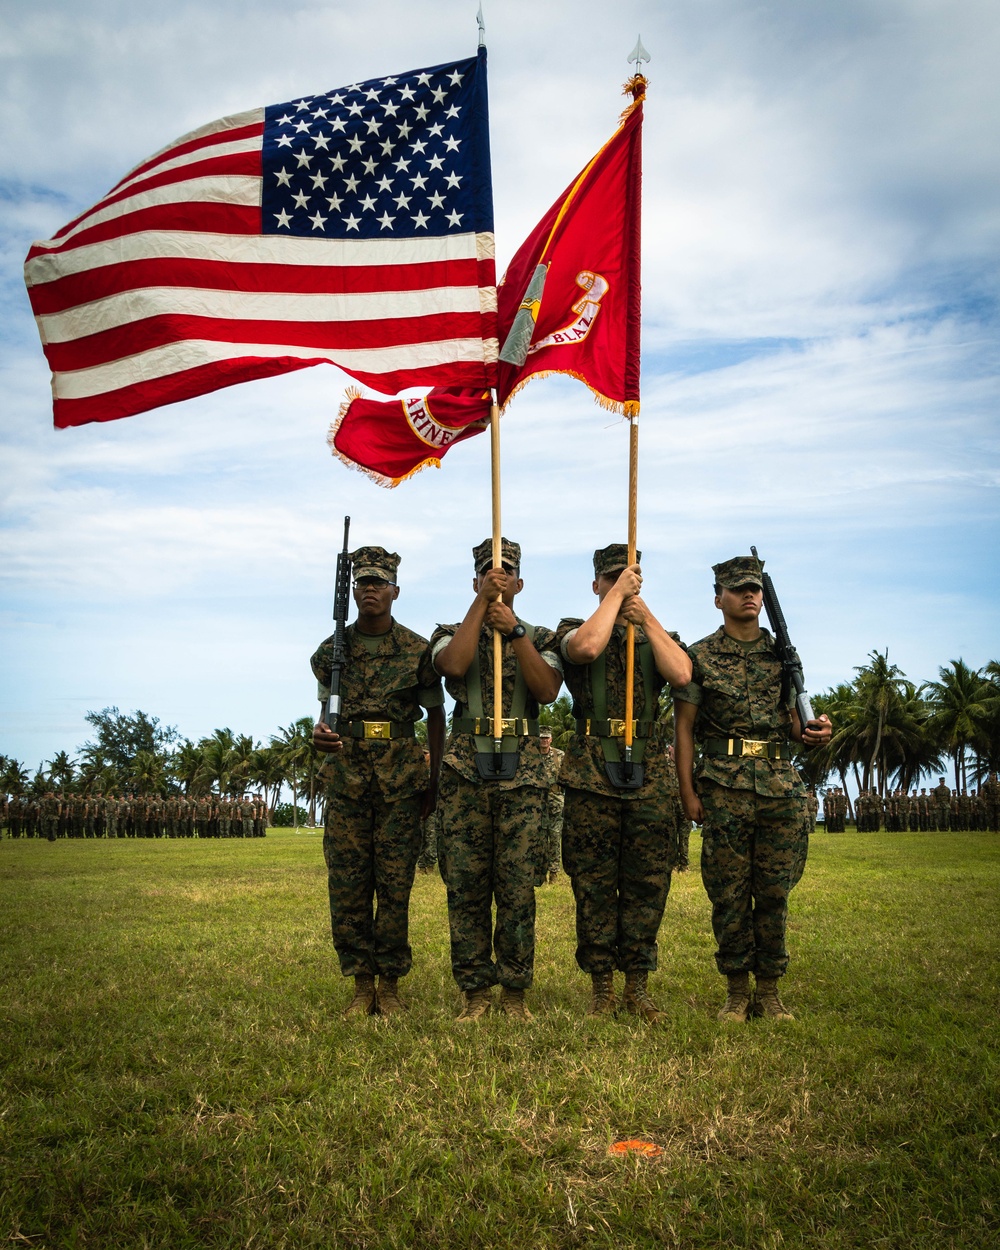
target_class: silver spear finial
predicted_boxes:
[628,35,650,72]
[477,3,486,48]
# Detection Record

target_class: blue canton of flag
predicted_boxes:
[262,53,493,240]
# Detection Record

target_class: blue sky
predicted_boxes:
[1,0,998,771]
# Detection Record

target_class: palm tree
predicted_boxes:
[2,758,31,798]
[46,750,77,793]
[924,660,992,790]
[852,650,909,795]
[196,729,239,795]
[273,719,315,829]
[169,739,205,796]
[540,694,576,750]
[249,744,286,815]
[132,749,166,796]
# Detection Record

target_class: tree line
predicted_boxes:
[2,654,998,820]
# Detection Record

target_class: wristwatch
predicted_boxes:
[509,623,527,640]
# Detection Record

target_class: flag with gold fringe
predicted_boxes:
[330,80,644,484]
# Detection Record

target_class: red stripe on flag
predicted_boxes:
[61,152,264,227]
[44,311,490,372]
[104,121,265,196]
[29,257,494,314]
[28,204,262,258]
[52,356,490,428]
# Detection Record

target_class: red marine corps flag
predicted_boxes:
[331,73,645,484]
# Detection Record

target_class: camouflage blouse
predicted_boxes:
[429,621,560,790]
[556,618,680,801]
[311,619,442,803]
[672,626,802,798]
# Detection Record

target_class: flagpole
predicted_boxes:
[624,416,638,775]
[622,39,648,783]
[490,400,503,760]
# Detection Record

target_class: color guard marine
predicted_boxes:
[430,538,562,1022]
[313,546,445,1018]
[555,544,691,1021]
[673,555,832,1024]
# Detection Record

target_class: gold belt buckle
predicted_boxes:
[608,719,635,737]
[498,717,518,736]
[363,721,391,740]
[741,739,768,758]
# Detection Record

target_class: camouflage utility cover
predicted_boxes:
[351,546,400,582]
[712,555,763,589]
[593,544,641,577]
[311,620,441,802]
[472,536,521,573]
[673,626,802,798]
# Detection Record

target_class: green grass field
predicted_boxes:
[1,829,997,1249]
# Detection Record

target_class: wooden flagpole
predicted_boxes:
[623,416,638,774]
[622,40,648,781]
[490,402,503,758]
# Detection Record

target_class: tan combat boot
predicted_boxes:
[456,987,492,1022]
[623,971,665,1023]
[586,971,617,1016]
[343,973,377,1017]
[717,972,752,1023]
[498,987,534,1020]
[376,975,408,1016]
[753,977,795,1020]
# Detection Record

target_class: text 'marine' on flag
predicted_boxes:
[24,51,497,429]
[329,85,643,486]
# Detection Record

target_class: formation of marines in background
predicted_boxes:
[2,793,270,839]
[851,780,1000,832]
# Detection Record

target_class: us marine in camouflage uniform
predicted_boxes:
[538,727,565,884]
[430,538,562,1022]
[984,773,1000,832]
[673,555,832,1024]
[313,546,444,1018]
[556,544,691,1022]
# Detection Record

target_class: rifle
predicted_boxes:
[750,546,817,737]
[320,517,352,732]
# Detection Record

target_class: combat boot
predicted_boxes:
[586,971,617,1016]
[456,987,492,1022]
[623,971,665,1024]
[717,972,752,1023]
[343,973,377,1017]
[498,986,533,1021]
[753,977,795,1020]
[376,975,408,1016]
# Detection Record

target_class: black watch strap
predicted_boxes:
[509,623,527,640]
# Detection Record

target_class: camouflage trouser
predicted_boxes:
[416,807,441,870]
[323,788,422,980]
[674,797,691,870]
[699,780,807,980]
[561,787,676,975]
[544,790,565,875]
[437,767,544,992]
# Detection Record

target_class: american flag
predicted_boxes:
[24,51,497,429]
